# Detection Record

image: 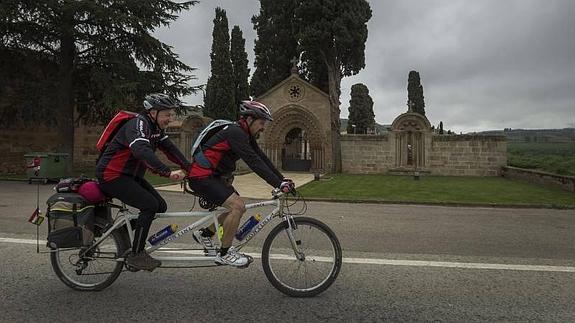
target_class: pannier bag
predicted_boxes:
[46,193,95,249]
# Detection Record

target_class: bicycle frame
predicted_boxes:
[85,192,294,265]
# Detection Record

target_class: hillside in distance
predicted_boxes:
[478,128,575,143]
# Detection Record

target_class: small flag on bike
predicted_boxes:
[28,207,44,225]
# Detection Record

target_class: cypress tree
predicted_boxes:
[230,26,250,105]
[407,70,426,115]
[296,0,372,172]
[251,0,299,97]
[347,83,375,134]
[204,7,236,120]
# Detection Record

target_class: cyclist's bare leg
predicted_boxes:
[205,211,230,234]
[220,193,246,248]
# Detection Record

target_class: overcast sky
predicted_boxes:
[155,0,575,133]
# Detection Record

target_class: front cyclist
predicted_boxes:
[188,100,295,267]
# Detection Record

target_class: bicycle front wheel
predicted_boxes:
[262,216,342,297]
[50,220,129,291]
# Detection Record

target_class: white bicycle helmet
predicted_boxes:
[239,100,273,121]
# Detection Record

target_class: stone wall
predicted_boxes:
[502,166,575,192]
[340,133,506,176]
[1,123,507,178]
[73,123,103,169]
[0,126,60,174]
[428,135,507,176]
[341,134,392,173]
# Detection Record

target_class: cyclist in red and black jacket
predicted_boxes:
[96,93,190,272]
[189,100,295,267]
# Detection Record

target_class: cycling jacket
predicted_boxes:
[189,119,283,188]
[96,113,191,182]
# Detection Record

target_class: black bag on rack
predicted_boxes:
[46,193,95,249]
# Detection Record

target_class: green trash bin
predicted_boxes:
[24,152,69,184]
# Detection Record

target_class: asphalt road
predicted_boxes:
[1,181,574,322]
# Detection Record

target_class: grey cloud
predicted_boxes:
[156,0,575,132]
[154,0,259,98]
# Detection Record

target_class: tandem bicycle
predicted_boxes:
[49,185,342,297]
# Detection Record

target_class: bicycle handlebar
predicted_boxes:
[271,187,297,199]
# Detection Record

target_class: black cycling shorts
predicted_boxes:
[188,176,237,206]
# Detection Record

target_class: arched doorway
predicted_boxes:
[391,112,432,170]
[281,128,311,171]
[261,104,326,172]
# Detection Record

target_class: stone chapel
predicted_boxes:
[254,71,507,176]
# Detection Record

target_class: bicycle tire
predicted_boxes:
[261,216,342,297]
[50,219,130,291]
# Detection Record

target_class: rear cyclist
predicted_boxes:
[189,100,295,267]
[96,94,190,271]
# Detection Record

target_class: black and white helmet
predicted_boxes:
[143,93,180,111]
[239,100,273,121]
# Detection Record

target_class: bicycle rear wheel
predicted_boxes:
[50,220,129,291]
[261,216,342,297]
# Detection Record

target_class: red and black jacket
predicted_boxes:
[96,113,191,182]
[189,119,283,188]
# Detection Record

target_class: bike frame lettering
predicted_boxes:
[134,197,282,258]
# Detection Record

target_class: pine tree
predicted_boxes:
[295,0,372,172]
[347,84,375,134]
[407,71,426,115]
[230,26,250,105]
[0,0,198,161]
[250,0,299,97]
[204,7,236,120]
[439,121,444,134]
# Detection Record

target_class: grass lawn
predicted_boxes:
[298,174,575,208]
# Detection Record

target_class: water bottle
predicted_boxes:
[148,224,178,245]
[235,214,263,241]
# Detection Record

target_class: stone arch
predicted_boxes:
[263,104,326,171]
[391,113,431,169]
